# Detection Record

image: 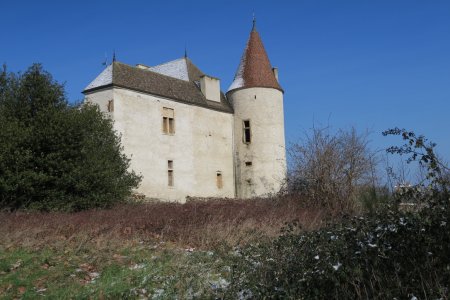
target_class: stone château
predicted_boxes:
[83,21,286,201]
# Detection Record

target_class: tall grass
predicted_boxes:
[0,197,330,251]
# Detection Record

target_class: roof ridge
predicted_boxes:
[150,57,185,68]
[185,58,205,82]
[115,61,196,85]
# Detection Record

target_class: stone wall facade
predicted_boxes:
[85,87,235,201]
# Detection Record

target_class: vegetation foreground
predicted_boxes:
[0,198,324,299]
[0,232,232,299]
[1,192,449,299]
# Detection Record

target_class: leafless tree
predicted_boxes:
[287,126,378,210]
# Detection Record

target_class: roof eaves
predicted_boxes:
[111,84,233,114]
[82,83,114,94]
[226,84,284,95]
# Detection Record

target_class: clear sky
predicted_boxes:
[1,0,449,164]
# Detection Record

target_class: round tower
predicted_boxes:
[227,20,287,198]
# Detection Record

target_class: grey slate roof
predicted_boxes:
[147,57,205,82]
[83,58,233,114]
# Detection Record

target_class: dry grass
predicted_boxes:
[0,197,332,251]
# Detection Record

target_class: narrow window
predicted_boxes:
[245,161,252,166]
[168,170,173,186]
[162,107,175,134]
[216,172,223,189]
[107,100,114,112]
[162,117,168,133]
[168,160,174,186]
[243,120,251,144]
[168,118,175,134]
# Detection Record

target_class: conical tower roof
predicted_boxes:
[228,21,283,93]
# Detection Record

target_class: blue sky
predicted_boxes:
[1,0,450,165]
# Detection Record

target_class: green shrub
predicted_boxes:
[227,129,450,299]
[228,206,449,299]
[0,64,141,211]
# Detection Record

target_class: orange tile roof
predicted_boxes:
[228,26,283,93]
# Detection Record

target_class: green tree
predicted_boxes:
[0,64,141,211]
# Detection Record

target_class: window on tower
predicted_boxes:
[243,120,251,144]
[168,160,174,187]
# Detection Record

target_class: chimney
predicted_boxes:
[200,75,221,102]
[272,67,279,82]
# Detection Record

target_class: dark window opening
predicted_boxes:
[163,117,168,133]
[168,118,175,134]
[168,160,174,186]
[243,120,251,144]
[245,161,252,166]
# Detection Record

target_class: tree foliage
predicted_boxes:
[383,127,449,193]
[0,64,141,211]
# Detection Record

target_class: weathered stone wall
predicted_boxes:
[85,87,235,202]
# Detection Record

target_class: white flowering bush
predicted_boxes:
[228,208,449,299]
[227,129,450,299]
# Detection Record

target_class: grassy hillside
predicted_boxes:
[0,198,327,299]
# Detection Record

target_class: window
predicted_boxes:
[243,120,251,144]
[107,100,114,112]
[168,118,174,134]
[168,160,174,186]
[162,107,175,134]
[245,161,252,166]
[216,172,223,189]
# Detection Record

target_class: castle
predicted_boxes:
[83,21,287,201]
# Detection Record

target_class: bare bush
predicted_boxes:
[287,126,377,210]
